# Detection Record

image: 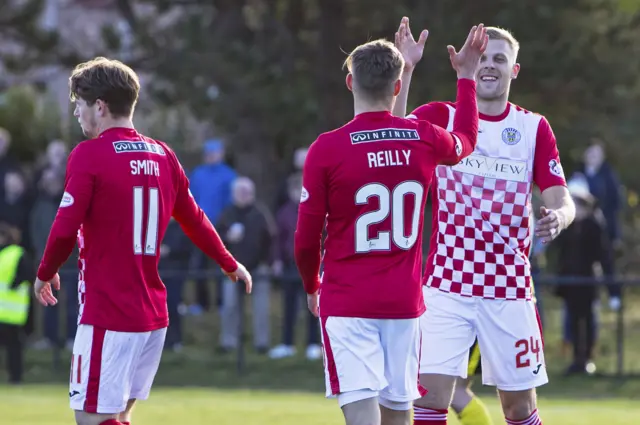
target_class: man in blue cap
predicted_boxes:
[189,139,237,313]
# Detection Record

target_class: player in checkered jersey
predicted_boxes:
[393,18,576,425]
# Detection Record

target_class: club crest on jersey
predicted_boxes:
[549,159,565,178]
[349,128,420,144]
[300,186,309,203]
[113,141,166,155]
[501,127,521,146]
[60,191,74,208]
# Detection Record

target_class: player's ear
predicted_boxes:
[346,73,354,92]
[95,99,107,117]
[393,79,402,96]
[511,63,520,80]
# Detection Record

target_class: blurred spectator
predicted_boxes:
[269,172,321,361]
[216,177,275,354]
[0,171,30,238]
[0,128,18,200]
[188,139,237,313]
[577,141,622,306]
[0,222,33,384]
[159,218,192,352]
[274,147,307,210]
[29,166,77,351]
[554,180,613,376]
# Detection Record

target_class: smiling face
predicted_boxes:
[475,29,520,102]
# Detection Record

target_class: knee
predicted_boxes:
[501,391,536,420]
[414,374,456,410]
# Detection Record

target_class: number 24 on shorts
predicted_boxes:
[515,336,541,370]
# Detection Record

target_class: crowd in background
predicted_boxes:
[0,126,625,382]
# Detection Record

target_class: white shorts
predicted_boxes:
[320,316,424,407]
[69,324,167,414]
[419,287,548,391]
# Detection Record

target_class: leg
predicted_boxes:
[321,316,386,425]
[251,276,271,351]
[70,325,150,425]
[282,276,298,346]
[43,302,60,347]
[378,318,422,425]
[219,279,239,350]
[5,325,24,384]
[164,276,183,348]
[451,378,493,425]
[118,399,136,424]
[476,299,547,423]
[415,288,477,424]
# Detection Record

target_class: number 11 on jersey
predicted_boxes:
[133,186,159,255]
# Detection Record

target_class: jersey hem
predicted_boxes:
[79,318,169,333]
[318,307,425,320]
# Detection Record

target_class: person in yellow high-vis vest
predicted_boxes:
[0,223,32,384]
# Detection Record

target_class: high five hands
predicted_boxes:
[395,17,488,79]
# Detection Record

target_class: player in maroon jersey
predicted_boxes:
[294,26,487,425]
[34,57,252,425]
[394,18,575,425]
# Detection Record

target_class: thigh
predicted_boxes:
[378,318,422,404]
[476,299,548,391]
[320,316,385,397]
[130,327,167,400]
[70,325,150,414]
[419,287,477,378]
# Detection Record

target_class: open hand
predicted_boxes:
[394,16,429,72]
[224,261,253,294]
[34,274,60,306]
[535,206,564,244]
[447,24,488,79]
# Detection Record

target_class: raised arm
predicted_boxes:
[392,17,428,118]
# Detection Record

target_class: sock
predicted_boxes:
[506,409,542,425]
[458,396,493,425]
[413,406,447,424]
[98,420,123,425]
[122,422,130,425]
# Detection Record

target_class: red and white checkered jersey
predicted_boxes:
[409,102,567,300]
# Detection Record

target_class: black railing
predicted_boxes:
[50,270,640,377]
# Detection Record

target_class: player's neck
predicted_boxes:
[96,118,135,136]
[353,98,392,117]
[477,97,509,117]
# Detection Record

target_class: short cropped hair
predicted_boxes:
[486,27,520,57]
[343,39,404,101]
[69,57,140,118]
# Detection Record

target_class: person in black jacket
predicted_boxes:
[0,222,33,384]
[554,183,613,375]
[217,177,275,353]
[159,217,192,351]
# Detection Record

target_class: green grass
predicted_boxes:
[3,286,640,424]
[2,385,640,425]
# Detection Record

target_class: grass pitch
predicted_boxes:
[2,385,640,425]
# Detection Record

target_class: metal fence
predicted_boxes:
[49,270,640,377]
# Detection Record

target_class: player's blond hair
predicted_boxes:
[69,57,140,118]
[486,27,520,58]
[343,39,404,101]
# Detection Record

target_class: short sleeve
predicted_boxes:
[407,102,451,129]
[533,116,567,192]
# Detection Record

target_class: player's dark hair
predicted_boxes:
[69,57,140,118]
[343,39,404,102]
